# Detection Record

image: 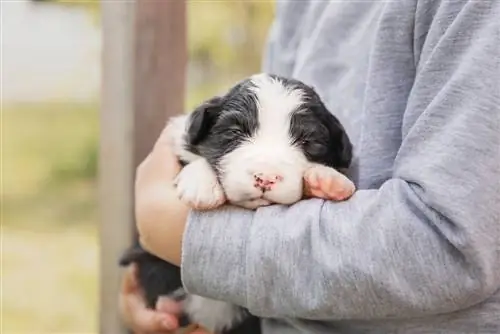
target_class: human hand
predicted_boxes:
[135,123,355,266]
[119,264,210,334]
[134,124,189,266]
[119,264,179,333]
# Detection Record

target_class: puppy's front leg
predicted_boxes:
[174,159,226,210]
[304,164,355,201]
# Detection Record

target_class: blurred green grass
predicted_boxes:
[1,92,236,334]
[2,2,273,332]
[3,102,98,229]
[3,102,99,333]
[1,95,218,333]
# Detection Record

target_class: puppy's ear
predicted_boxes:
[337,128,353,168]
[314,102,353,169]
[187,96,222,146]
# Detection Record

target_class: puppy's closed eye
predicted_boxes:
[304,141,328,155]
[225,127,245,136]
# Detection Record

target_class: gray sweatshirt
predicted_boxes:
[181,1,500,333]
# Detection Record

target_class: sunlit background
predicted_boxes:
[2,1,274,332]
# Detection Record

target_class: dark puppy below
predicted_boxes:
[120,73,354,334]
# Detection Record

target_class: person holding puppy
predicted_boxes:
[121,1,500,333]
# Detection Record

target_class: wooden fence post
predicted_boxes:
[100,1,186,333]
[133,0,187,171]
[100,2,135,333]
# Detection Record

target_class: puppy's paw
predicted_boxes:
[174,159,226,210]
[304,164,355,201]
[183,295,249,334]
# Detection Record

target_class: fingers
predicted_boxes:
[119,265,180,333]
[129,301,179,333]
[156,296,183,315]
[135,122,181,191]
[121,264,139,293]
[183,324,212,334]
[150,121,182,171]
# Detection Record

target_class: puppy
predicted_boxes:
[120,73,355,334]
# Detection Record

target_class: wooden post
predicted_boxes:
[133,0,187,170]
[100,1,136,334]
[100,1,187,333]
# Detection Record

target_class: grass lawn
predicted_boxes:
[2,226,98,333]
[3,102,99,333]
[1,92,218,333]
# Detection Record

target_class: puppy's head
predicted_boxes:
[186,73,352,207]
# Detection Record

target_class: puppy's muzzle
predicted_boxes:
[253,172,284,192]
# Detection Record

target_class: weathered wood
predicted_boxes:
[99,2,136,334]
[131,0,187,247]
[100,1,187,333]
[133,0,187,169]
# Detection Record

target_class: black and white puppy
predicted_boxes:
[120,73,354,334]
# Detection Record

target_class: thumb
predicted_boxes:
[150,121,182,171]
[131,300,179,333]
[120,266,179,332]
[135,123,181,188]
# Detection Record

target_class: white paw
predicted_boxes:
[304,164,355,201]
[183,295,248,334]
[174,159,226,210]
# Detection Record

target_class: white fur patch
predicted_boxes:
[220,73,310,207]
[166,115,226,209]
[182,294,248,333]
[174,159,226,210]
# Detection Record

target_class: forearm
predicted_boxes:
[181,177,499,320]
[137,185,188,267]
[181,0,500,320]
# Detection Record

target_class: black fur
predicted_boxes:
[185,75,352,177]
[186,96,223,147]
[119,74,353,334]
[119,243,262,333]
[289,91,352,169]
[268,75,352,169]
[185,80,260,170]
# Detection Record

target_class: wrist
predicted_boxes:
[137,191,189,266]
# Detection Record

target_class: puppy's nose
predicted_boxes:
[253,173,283,191]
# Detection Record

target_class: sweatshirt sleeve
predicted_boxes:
[180,0,500,321]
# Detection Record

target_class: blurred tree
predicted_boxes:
[41,0,275,104]
[188,1,274,83]
[186,1,275,107]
